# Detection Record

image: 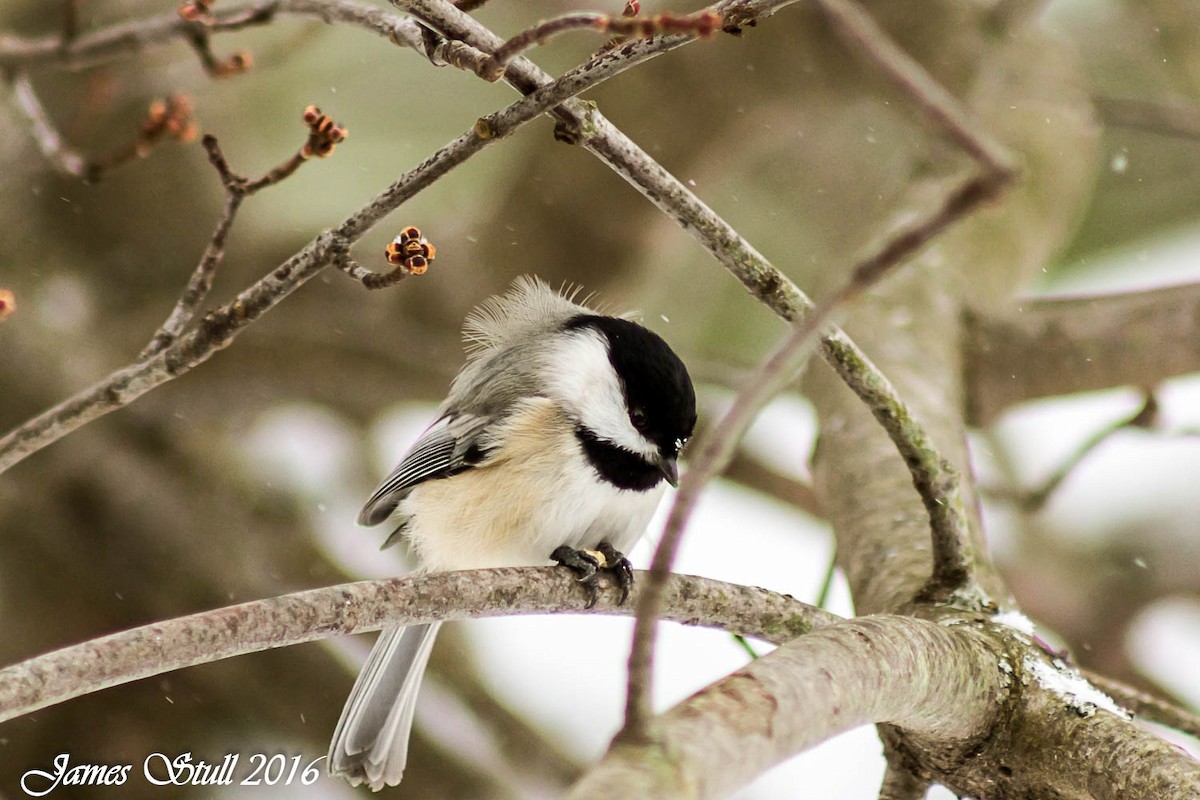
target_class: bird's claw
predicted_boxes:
[551,541,634,608]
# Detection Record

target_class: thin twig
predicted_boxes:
[815,552,837,609]
[1082,668,1200,741]
[478,10,721,81]
[0,3,747,473]
[983,393,1157,513]
[138,129,328,360]
[182,21,253,78]
[0,568,835,724]
[9,72,89,177]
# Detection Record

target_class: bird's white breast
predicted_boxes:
[398,397,664,572]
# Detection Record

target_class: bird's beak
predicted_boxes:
[657,456,679,488]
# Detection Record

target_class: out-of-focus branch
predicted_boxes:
[982,393,1157,512]
[0,569,834,724]
[964,282,1200,426]
[1095,96,1200,140]
[9,75,196,180]
[815,0,1014,178]
[721,449,824,518]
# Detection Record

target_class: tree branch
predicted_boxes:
[1095,96,1200,141]
[571,616,1004,799]
[622,166,1007,739]
[964,281,1200,426]
[1082,668,1200,741]
[877,760,930,800]
[0,1,729,474]
[982,393,1157,512]
[0,569,833,724]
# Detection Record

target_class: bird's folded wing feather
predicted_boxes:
[357,414,489,526]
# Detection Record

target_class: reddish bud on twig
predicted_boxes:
[214,51,253,77]
[623,0,640,16]
[383,226,437,276]
[0,289,15,323]
[300,105,348,159]
[144,95,198,144]
[178,0,214,24]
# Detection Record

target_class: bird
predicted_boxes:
[328,276,697,790]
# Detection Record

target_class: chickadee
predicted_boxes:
[328,276,696,790]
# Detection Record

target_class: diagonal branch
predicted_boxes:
[622,167,1006,739]
[0,568,834,724]
[0,5,728,475]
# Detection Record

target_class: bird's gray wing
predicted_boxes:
[357,413,491,527]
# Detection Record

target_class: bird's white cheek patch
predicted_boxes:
[546,330,655,459]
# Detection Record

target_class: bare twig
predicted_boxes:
[1082,668,1200,741]
[9,72,89,176]
[478,10,721,81]
[0,4,752,473]
[815,552,837,609]
[0,568,834,724]
[177,14,250,77]
[983,393,1158,512]
[138,119,343,360]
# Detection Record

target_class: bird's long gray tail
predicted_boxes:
[328,621,442,791]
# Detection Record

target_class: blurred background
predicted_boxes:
[1,0,1199,796]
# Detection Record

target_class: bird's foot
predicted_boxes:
[551,541,634,608]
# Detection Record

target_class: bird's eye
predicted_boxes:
[630,407,648,431]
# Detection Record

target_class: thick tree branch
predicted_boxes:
[964,282,1200,425]
[571,616,1005,799]
[573,615,1200,799]
[0,569,833,724]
